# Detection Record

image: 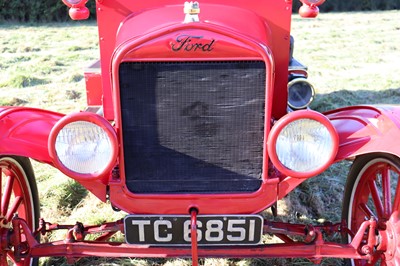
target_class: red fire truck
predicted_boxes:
[1,0,399,265]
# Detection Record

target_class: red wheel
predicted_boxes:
[342,154,400,265]
[0,157,39,266]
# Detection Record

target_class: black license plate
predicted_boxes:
[124,215,263,246]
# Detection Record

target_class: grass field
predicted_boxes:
[0,10,400,266]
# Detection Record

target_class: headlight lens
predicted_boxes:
[49,113,117,180]
[276,119,332,172]
[55,121,113,174]
[268,110,338,178]
[287,78,315,110]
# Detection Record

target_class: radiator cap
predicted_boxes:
[184,1,200,23]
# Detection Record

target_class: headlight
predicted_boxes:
[49,112,117,180]
[287,78,315,110]
[267,110,338,178]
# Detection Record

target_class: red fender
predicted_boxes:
[326,105,400,161]
[0,107,108,201]
[0,107,64,164]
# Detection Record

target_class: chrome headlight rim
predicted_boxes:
[48,112,118,181]
[287,78,315,110]
[267,110,338,178]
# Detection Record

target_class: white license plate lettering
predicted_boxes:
[227,219,246,241]
[125,215,263,246]
[183,220,203,242]
[154,220,173,242]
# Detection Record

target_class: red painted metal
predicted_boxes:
[0,107,110,202]
[1,0,400,263]
[267,109,339,178]
[68,6,90,20]
[48,112,118,181]
[109,20,279,215]
[327,105,400,161]
[298,0,325,18]
[299,4,320,18]
[0,107,63,164]
[108,179,279,214]
[0,157,36,265]
[84,60,103,107]
[62,0,89,20]
[346,157,400,265]
[95,0,292,120]
[190,210,199,266]
[9,217,376,261]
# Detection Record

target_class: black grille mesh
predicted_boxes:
[119,61,265,193]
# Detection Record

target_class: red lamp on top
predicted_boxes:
[299,0,325,18]
[62,0,90,20]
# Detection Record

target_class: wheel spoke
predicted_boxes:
[0,157,37,265]
[6,196,22,222]
[344,156,400,266]
[368,179,384,218]
[1,175,14,217]
[381,166,392,219]
[358,202,376,220]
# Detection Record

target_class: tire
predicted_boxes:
[342,153,400,265]
[0,156,40,266]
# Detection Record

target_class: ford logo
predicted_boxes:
[171,34,215,52]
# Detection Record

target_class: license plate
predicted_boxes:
[124,214,263,246]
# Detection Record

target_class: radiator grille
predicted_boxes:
[119,61,265,193]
